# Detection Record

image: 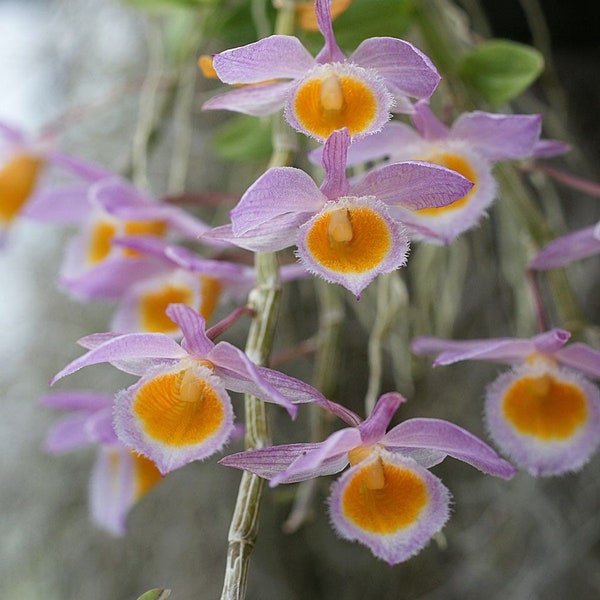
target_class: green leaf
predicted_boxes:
[212,115,273,163]
[458,39,544,105]
[136,589,172,600]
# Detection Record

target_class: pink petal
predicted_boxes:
[207,342,298,417]
[51,333,186,384]
[164,245,253,284]
[320,128,351,200]
[89,446,135,536]
[0,121,25,144]
[350,38,440,100]
[44,413,99,454]
[60,254,170,300]
[213,36,315,83]
[166,303,214,357]
[351,160,474,210]
[412,335,538,366]
[342,121,423,166]
[220,442,349,483]
[555,343,600,379]
[357,392,404,444]
[48,152,114,181]
[410,100,449,140]
[40,390,113,411]
[382,418,516,478]
[269,427,361,485]
[532,138,571,158]
[530,224,600,270]
[24,182,93,223]
[451,112,542,160]
[230,167,324,235]
[202,219,305,253]
[203,82,292,117]
[314,0,345,63]
[256,367,361,426]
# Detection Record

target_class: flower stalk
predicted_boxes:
[219,3,297,598]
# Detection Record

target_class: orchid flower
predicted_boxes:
[51,303,345,475]
[109,237,308,337]
[412,329,600,476]
[28,176,213,300]
[41,390,162,536]
[203,0,440,142]
[0,121,111,246]
[530,220,600,270]
[335,100,546,244]
[220,392,515,565]
[205,128,472,297]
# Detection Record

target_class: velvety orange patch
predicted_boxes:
[305,206,391,274]
[417,152,477,215]
[294,74,378,139]
[342,459,428,533]
[199,276,223,323]
[0,154,44,223]
[122,220,167,257]
[88,219,117,265]
[502,374,588,440]
[87,218,166,265]
[133,368,225,447]
[132,452,163,499]
[140,284,195,333]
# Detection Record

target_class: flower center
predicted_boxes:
[306,205,392,274]
[199,276,223,323]
[86,217,166,266]
[341,459,429,533]
[132,366,226,447]
[348,445,384,489]
[293,69,379,140]
[327,207,354,243]
[0,153,44,223]
[502,373,589,440]
[132,452,163,498]
[416,152,477,215]
[140,284,195,333]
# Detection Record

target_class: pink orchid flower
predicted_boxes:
[42,390,163,536]
[412,329,600,476]
[107,237,309,337]
[203,0,440,142]
[0,121,111,246]
[220,392,515,565]
[336,100,548,244]
[205,128,472,297]
[29,176,213,300]
[51,304,348,475]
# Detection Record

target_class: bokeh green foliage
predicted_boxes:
[458,39,544,104]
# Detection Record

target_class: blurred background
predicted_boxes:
[1,0,599,599]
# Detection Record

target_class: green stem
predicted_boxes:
[219,253,281,600]
[219,3,296,598]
